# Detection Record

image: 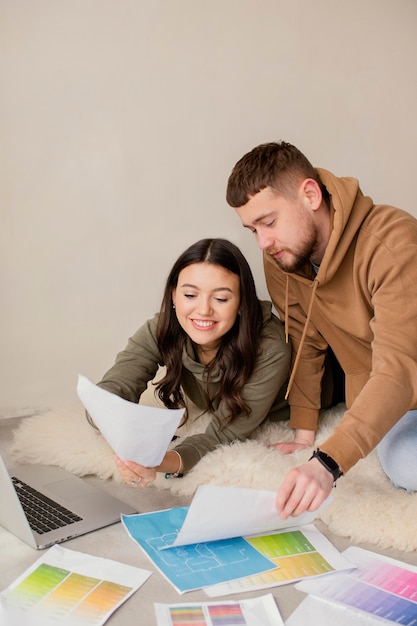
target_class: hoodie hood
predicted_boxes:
[315,168,374,284]
[279,168,374,398]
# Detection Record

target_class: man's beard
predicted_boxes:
[272,250,312,273]
[270,234,318,272]
[269,220,320,273]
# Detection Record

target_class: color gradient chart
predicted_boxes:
[5,563,132,623]
[296,547,417,626]
[247,530,335,580]
[0,545,152,625]
[169,603,245,626]
[154,594,284,626]
[316,563,417,623]
[204,526,352,597]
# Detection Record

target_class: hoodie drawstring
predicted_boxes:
[285,277,319,400]
[284,275,289,344]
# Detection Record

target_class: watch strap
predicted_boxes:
[309,449,343,482]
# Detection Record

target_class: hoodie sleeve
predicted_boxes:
[319,208,417,473]
[96,313,161,403]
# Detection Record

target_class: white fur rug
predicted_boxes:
[9,402,417,552]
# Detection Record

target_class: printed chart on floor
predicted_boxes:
[122,506,276,594]
[0,545,151,626]
[122,505,352,595]
[204,524,353,597]
[154,593,284,626]
[291,547,417,626]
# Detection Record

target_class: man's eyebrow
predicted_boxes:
[242,211,276,228]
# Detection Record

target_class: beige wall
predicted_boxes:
[1,0,416,416]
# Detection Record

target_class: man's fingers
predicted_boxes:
[277,482,315,519]
[276,464,329,519]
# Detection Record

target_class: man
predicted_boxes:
[226,141,417,520]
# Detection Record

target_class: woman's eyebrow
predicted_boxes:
[179,283,234,293]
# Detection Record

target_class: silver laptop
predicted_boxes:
[0,451,137,549]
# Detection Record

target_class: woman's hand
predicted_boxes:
[114,456,156,488]
[270,428,315,456]
[272,441,311,454]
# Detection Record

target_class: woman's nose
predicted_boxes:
[197,297,213,315]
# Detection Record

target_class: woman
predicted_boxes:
[88,238,291,486]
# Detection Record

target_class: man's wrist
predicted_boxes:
[309,449,343,482]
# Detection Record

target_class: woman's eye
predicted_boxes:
[215,297,228,303]
[184,293,196,299]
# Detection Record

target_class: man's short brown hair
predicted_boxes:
[226,141,323,207]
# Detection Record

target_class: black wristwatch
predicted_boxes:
[309,449,343,482]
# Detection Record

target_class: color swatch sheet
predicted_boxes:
[122,504,352,595]
[204,524,352,597]
[0,544,151,626]
[291,546,417,625]
[154,593,284,626]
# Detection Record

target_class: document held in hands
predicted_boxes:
[76,374,185,466]
[164,484,331,547]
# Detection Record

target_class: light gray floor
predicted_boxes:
[1,416,416,624]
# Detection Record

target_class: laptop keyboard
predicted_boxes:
[12,476,83,535]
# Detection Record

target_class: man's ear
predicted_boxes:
[300,178,322,211]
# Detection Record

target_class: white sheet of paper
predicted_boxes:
[165,484,331,547]
[77,374,185,466]
[286,595,364,626]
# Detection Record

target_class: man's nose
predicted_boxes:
[257,230,274,250]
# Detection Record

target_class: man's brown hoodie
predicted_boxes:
[264,168,417,474]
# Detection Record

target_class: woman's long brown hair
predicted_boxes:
[155,238,263,426]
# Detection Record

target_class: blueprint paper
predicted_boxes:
[0,544,151,626]
[166,484,331,547]
[121,501,351,595]
[76,374,185,466]
[122,507,275,594]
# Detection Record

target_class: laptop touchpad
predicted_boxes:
[44,478,96,501]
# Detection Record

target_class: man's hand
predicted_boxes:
[275,457,334,519]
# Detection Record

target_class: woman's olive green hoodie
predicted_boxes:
[95,300,290,473]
